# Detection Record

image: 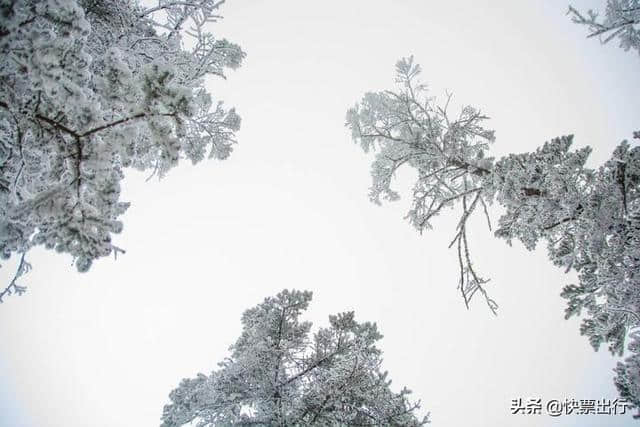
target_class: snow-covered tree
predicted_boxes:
[346,56,640,413]
[0,0,244,301]
[568,1,640,55]
[161,289,429,426]
[568,1,640,415]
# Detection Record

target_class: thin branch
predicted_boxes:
[138,1,225,18]
[479,195,492,231]
[80,112,173,137]
[36,112,177,139]
[419,187,481,229]
[35,114,80,138]
[0,253,30,303]
[608,306,640,324]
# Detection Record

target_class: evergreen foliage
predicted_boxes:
[162,290,429,426]
[0,0,244,300]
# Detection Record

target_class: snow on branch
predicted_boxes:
[568,1,640,54]
[347,56,640,413]
[0,0,244,293]
[347,56,497,313]
[161,290,430,426]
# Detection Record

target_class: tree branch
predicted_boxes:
[0,253,30,303]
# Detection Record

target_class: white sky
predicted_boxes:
[1,1,640,426]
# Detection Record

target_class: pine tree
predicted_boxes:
[161,290,429,426]
[0,0,244,301]
[346,56,640,413]
[568,0,640,55]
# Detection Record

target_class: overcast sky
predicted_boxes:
[1,1,640,426]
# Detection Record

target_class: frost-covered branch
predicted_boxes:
[568,1,640,55]
[0,0,244,291]
[347,56,640,413]
[347,56,497,311]
[0,253,30,303]
[139,1,225,18]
